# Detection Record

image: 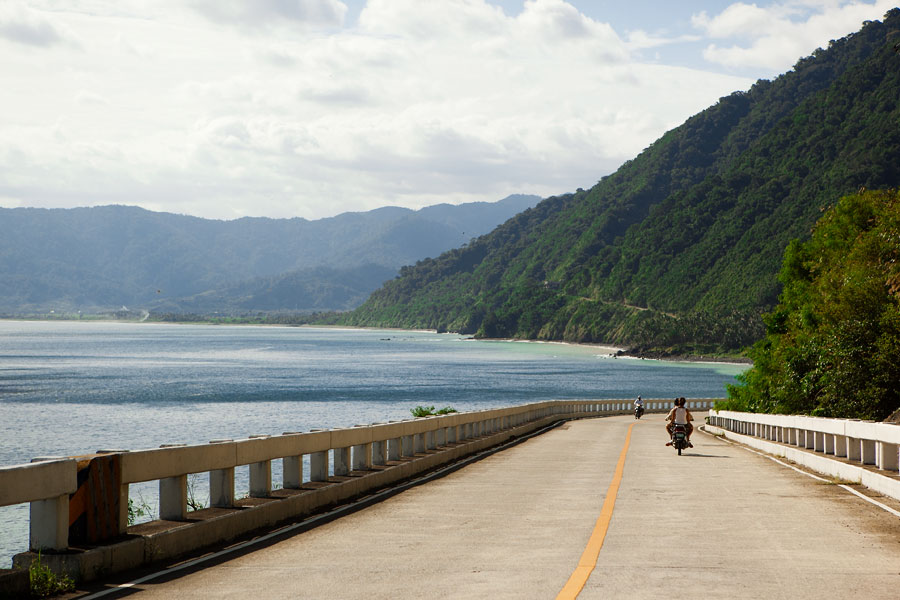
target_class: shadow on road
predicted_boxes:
[679,453,730,458]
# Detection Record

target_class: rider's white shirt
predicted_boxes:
[673,406,688,424]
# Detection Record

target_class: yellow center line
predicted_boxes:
[556,421,637,600]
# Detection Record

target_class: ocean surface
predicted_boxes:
[0,320,747,565]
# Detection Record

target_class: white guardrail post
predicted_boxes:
[158,443,188,520]
[281,433,303,490]
[210,439,236,507]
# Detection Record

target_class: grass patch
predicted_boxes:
[820,476,858,486]
[29,553,74,598]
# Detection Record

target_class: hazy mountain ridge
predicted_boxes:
[0,194,540,313]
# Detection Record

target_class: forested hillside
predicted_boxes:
[344,10,900,355]
[0,195,538,313]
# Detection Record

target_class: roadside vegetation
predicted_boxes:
[410,405,458,417]
[722,190,900,420]
[127,495,155,526]
[28,553,74,598]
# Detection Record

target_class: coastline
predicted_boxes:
[474,338,753,366]
[622,349,752,366]
[0,317,753,365]
[467,336,751,366]
[479,337,623,357]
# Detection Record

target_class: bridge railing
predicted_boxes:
[2,398,716,580]
[0,459,78,553]
[708,410,900,475]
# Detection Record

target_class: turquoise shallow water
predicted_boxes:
[0,320,746,564]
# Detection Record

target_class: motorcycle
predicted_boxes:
[671,424,688,455]
[634,405,644,419]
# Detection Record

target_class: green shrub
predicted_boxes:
[410,405,458,417]
[410,405,436,417]
[29,553,74,598]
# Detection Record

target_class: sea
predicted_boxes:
[0,319,747,565]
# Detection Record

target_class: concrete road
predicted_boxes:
[78,415,900,599]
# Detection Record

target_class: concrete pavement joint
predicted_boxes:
[701,427,900,519]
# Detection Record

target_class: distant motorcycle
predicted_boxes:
[634,405,644,419]
[671,424,688,455]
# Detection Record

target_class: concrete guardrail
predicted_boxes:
[707,410,900,501]
[2,398,714,582]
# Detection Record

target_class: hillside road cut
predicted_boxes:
[76,414,900,599]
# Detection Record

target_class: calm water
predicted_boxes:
[0,320,746,565]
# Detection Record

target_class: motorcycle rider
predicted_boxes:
[633,395,644,418]
[665,397,694,447]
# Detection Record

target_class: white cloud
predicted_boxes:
[518,0,610,41]
[190,0,348,31]
[626,29,702,51]
[693,3,777,39]
[0,1,67,47]
[694,1,897,71]
[74,90,110,106]
[0,195,26,208]
[6,0,889,221]
[0,1,752,219]
[359,0,507,40]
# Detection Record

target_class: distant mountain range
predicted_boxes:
[343,10,900,355]
[0,195,540,313]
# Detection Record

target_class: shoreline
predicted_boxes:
[0,317,752,365]
[476,336,624,356]
[469,336,751,366]
[622,350,752,366]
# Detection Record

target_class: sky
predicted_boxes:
[0,1,896,221]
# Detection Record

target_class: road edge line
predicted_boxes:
[701,427,900,519]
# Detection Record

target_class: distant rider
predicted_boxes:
[665,397,693,447]
[634,395,644,417]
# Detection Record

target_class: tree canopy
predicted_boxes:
[724,189,900,419]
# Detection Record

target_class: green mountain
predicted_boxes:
[0,195,539,313]
[343,10,900,354]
